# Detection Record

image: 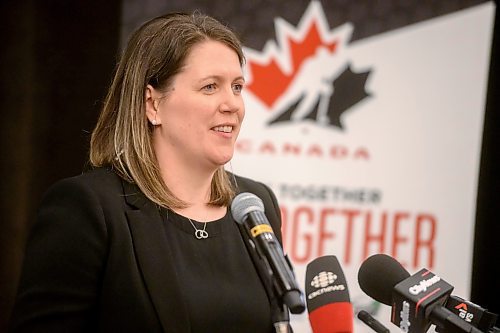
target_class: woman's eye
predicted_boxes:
[202,83,217,92]
[232,83,244,94]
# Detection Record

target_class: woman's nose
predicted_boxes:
[218,87,241,113]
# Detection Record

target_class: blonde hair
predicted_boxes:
[90,12,245,209]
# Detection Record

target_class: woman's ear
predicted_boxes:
[145,84,161,126]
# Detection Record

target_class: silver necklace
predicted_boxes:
[187,217,209,239]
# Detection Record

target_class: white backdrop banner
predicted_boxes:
[230,1,495,331]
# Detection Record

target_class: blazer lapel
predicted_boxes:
[122,180,190,333]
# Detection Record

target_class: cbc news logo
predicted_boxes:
[308,270,346,300]
[311,271,337,288]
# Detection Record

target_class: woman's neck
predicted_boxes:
[154,142,226,221]
[163,166,228,222]
[163,166,214,206]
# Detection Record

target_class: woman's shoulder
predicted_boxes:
[230,172,268,191]
[54,167,120,186]
[229,172,279,209]
[44,167,125,201]
[230,173,266,194]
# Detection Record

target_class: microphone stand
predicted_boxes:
[272,303,293,333]
[261,252,304,332]
[433,306,485,333]
[236,223,294,332]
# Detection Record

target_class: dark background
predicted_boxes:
[0,1,498,332]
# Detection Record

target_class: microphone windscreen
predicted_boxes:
[305,256,353,333]
[231,192,265,224]
[357,254,410,305]
[309,302,353,333]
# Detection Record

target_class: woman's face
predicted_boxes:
[151,40,245,170]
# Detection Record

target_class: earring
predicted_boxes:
[151,119,157,126]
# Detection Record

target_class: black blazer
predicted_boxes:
[9,168,282,333]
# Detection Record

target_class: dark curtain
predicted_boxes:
[0,1,121,331]
[471,0,500,318]
[0,1,498,332]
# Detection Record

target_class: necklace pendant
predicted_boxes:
[195,229,209,239]
[187,217,209,240]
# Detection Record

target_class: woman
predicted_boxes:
[9,12,284,333]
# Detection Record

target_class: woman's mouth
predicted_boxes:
[212,125,233,133]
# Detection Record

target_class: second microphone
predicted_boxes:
[231,192,305,314]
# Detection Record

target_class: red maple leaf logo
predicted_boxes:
[244,2,340,109]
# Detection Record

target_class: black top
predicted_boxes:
[8,168,284,333]
[162,209,273,333]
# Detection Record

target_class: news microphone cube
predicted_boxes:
[391,268,454,333]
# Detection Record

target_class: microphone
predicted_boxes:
[445,295,499,333]
[305,255,353,333]
[231,192,305,314]
[358,254,483,333]
[357,310,390,333]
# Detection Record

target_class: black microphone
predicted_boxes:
[445,295,498,333]
[231,192,305,314]
[358,254,483,333]
[357,310,390,333]
[305,255,353,333]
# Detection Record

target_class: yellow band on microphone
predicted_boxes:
[250,224,274,237]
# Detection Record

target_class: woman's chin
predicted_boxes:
[212,154,234,167]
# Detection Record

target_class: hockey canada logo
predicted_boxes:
[244,1,371,130]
